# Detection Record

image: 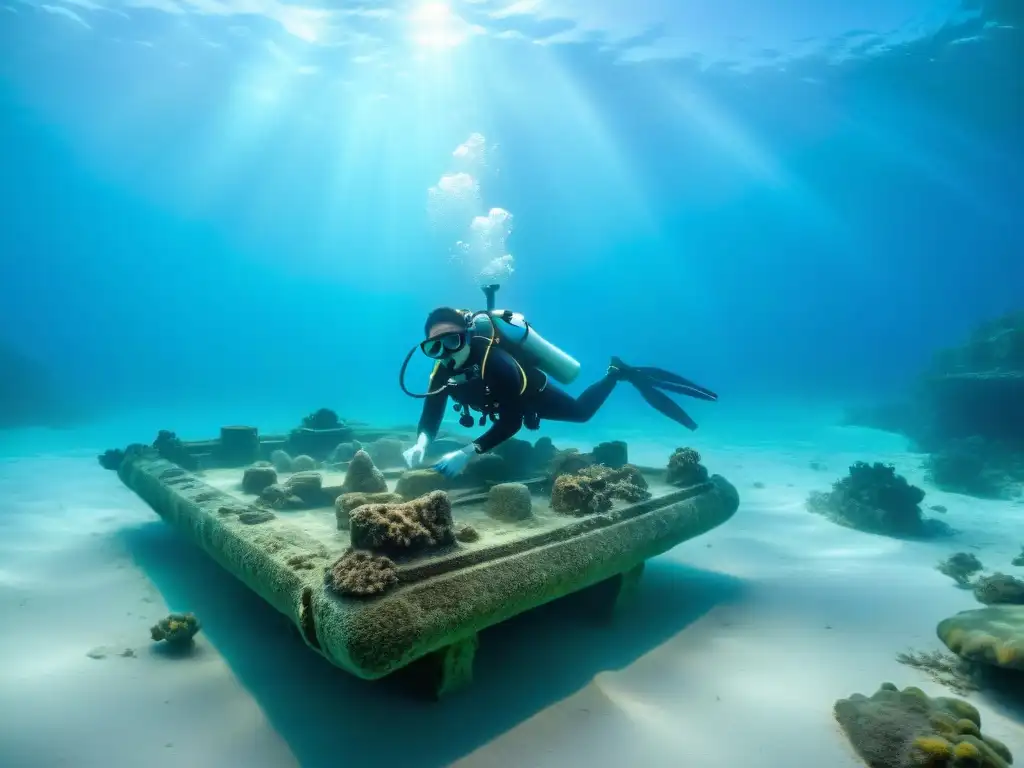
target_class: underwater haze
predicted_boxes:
[2,2,1024,768]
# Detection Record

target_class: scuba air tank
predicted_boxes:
[470,309,581,386]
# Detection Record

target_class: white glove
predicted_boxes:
[403,433,429,468]
[433,444,477,478]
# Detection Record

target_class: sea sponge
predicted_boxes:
[334,491,403,530]
[551,464,652,517]
[395,469,448,500]
[349,490,455,556]
[270,449,293,472]
[325,550,398,598]
[665,447,709,487]
[807,461,948,538]
[150,612,201,647]
[972,573,1024,605]
[937,553,984,588]
[242,465,278,494]
[341,450,388,495]
[485,483,533,522]
[284,470,324,504]
[834,683,1011,768]
[291,454,318,472]
[329,440,363,463]
[366,437,407,469]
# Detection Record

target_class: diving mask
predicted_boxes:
[420,331,467,360]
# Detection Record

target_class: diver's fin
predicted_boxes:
[631,377,699,431]
[629,366,718,402]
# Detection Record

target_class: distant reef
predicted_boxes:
[843,310,1024,500]
[0,339,82,430]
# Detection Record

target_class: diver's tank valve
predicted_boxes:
[470,308,581,386]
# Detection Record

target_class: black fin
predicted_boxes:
[631,378,699,431]
[630,366,718,402]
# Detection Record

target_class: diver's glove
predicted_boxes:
[403,433,429,468]
[433,444,478,478]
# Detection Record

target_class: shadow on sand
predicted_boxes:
[119,520,745,768]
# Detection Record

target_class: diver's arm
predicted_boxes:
[472,409,524,453]
[416,367,450,443]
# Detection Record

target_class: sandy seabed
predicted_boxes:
[1,405,1023,768]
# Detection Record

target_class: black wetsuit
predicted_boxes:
[417,335,618,453]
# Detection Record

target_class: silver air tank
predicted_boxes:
[471,310,581,385]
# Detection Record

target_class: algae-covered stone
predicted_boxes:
[834,682,1012,767]
[665,447,709,487]
[938,605,1024,670]
[291,454,318,472]
[270,449,293,472]
[485,483,533,522]
[395,469,447,500]
[592,440,628,469]
[349,490,455,556]
[242,465,278,494]
[285,471,324,504]
[325,550,398,598]
[973,573,1024,605]
[937,553,984,588]
[335,491,403,530]
[150,612,201,648]
[551,465,651,517]
[366,437,407,469]
[341,450,388,495]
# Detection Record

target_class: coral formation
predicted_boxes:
[455,524,480,543]
[341,450,388,495]
[972,573,1024,605]
[395,469,448,500]
[806,462,948,538]
[150,612,201,648]
[938,605,1024,670]
[937,553,984,588]
[302,408,341,430]
[551,465,651,517]
[324,550,398,598]
[485,483,533,522]
[291,454,318,472]
[270,449,293,472]
[547,448,593,480]
[329,440,363,463]
[834,682,1012,768]
[349,490,455,556]
[592,440,628,469]
[153,430,198,471]
[665,447,709,487]
[283,471,323,504]
[242,465,278,495]
[98,448,125,471]
[367,437,407,469]
[334,491,403,530]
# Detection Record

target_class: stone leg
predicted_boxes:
[403,634,479,700]
[580,561,646,620]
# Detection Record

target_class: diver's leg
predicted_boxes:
[532,372,619,424]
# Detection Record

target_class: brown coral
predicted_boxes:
[334,491,403,530]
[349,490,455,555]
[665,447,710,487]
[551,464,651,517]
[341,450,388,494]
[325,550,399,598]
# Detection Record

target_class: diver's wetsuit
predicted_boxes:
[417,335,618,453]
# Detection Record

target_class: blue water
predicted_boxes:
[1,2,1023,766]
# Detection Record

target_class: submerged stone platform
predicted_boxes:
[110,423,740,697]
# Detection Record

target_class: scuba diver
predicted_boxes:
[399,285,718,478]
